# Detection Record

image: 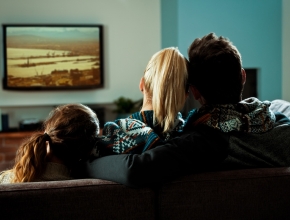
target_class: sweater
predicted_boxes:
[184,97,275,133]
[95,110,184,157]
[184,97,290,169]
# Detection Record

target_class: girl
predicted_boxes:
[96,47,189,156]
[0,103,99,183]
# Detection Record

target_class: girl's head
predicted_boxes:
[142,47,189,133]
[12,103,99,182]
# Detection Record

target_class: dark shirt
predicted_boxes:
[76,126,228,188]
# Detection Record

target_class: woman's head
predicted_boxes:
[12,103,99,182]
[142,47,189,133]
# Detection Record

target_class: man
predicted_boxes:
[78,33,290,187]
[184,33,290,170]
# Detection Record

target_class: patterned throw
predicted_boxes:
[185,97,276,133]
[95,110,184,157]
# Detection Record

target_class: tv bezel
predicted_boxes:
[2,24,104,91]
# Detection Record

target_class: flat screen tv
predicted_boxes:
[2,24,104,90]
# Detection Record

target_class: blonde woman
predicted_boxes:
[139,47,189,136]
[0,104,99,183]
[96,47,189,157]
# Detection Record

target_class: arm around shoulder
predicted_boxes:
[80,126,229,188]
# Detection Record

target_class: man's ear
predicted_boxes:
[190,86,201,100]
[242,68,246,85]
[190,86,207,105]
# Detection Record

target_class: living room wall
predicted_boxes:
[0,0,161,107]
[282,0,290,101]
[162,0,283,102]
[1,0,289,128]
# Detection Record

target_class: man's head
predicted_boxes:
[188,33,245,105]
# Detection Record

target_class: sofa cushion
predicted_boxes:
[158,167,290,220]
[0,179,156,220]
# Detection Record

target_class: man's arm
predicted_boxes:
[78,126,229,188]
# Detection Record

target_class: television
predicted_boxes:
[2,24,104,90]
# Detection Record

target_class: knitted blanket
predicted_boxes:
[184,97,275,133]
[95,110,184,157]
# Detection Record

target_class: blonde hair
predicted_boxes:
[11,103,99,183]
[143,47,188,133]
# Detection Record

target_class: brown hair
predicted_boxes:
[188,33,243,104]
[11,103,99,182]
[143,47,189,133]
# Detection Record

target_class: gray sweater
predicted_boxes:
[223,119,290,168]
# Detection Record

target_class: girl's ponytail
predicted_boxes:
[12,133,48,182]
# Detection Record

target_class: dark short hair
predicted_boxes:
[188,33,243,104]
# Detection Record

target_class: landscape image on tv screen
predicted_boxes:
[3,24,103,90]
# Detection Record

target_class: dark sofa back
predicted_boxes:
[1,168,290,220]
[0,179,156,220]
[158,167,290,220]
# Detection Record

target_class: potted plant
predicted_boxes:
[113,96,142,119]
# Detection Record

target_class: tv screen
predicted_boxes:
[2,24,103,90]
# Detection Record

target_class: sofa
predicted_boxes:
[1,99,290,220]
[1,167,290,219]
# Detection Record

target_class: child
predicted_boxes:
[0,103,99,183]
[96,47,189,156]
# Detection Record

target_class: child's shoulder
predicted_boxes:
[0,170,14,184]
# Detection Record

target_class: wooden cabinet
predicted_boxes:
[0,131,35,171]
